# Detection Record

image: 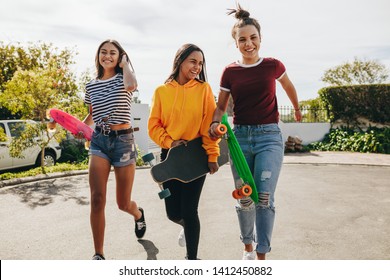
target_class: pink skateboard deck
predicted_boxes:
[49,108,93,140]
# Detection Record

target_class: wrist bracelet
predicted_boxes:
[210,121,220,127]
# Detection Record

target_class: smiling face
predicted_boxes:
[177,50,204,85]
[98,42,120,71]
[235,24,261,64]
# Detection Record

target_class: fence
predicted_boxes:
[279,106,329,123]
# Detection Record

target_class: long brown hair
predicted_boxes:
[165,43,207,83]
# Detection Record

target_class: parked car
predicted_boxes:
[0,120,62,172]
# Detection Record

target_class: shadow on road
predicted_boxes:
[0,178,89,209]
[137,239,160,260]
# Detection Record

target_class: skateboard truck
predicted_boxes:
[232,183,252,199]
[142,153,171,199]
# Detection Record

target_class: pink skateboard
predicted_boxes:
[49,108,93,140]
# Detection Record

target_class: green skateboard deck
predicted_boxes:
[221,114,258,203]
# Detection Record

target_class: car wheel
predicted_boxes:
[37,151,56,167]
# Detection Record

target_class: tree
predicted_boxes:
[0,41,76,88]
[0,41,81,115]
[298,98,329,123]
[321,57,389,86]
[0,126,6,142]
[0,42,83,172]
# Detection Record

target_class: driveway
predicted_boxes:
[1,157,389,260]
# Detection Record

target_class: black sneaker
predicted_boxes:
[185,256,201,260]
[135,207,146,239]
[92,253,105,260]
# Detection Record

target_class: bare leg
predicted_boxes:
[115,163,142,220]
[89,155,111,256]
[244,243,254,252]
[257,253,266,260]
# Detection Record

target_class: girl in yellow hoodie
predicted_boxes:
[148,44,219,260]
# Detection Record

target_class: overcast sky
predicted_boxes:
[1,0,389,106]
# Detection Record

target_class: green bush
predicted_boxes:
[58,138,89,164]
[319,84,390,125]
[136,145,146,166]
[308,127,390,154]
[0,162,88,180]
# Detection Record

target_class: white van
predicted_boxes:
[0,120,62,172]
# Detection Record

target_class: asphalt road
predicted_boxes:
[1,153,390,261]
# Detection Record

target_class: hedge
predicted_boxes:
[318,84,390,124]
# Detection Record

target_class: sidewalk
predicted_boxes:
[283,151,390,166]
[1,151,389,188]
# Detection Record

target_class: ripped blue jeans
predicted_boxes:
[230,123,283,254]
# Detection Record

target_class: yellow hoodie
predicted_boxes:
[148,79,220,162]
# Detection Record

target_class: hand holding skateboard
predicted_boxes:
[49,108,93,150]
[143,137,229,200]
[49,109,93,141]
[208,122,227,140]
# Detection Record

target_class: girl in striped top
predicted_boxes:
[82,39,146,260]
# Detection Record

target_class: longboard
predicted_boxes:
[49,108,93,140]
[150,137,229,184]
[220,114,259,203]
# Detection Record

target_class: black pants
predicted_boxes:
[161,148,206,260]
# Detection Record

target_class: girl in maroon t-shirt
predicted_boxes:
[209,4,302,260]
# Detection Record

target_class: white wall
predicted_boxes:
[136,105,331,155]
[131,103,150,155]
[227,116,330,145]
[226,116,330,145]
[279,122,331,145]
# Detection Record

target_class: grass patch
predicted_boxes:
[0,162,88,181]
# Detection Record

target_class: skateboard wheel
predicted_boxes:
[215,124,227,136]
[240,185,252,196]
[232,189,243,199]
[159,188,171,199]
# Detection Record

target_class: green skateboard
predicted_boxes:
[218,114,258,203]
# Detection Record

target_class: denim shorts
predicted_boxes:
[88,131,137,167]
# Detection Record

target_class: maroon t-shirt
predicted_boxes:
[220,57,286,125]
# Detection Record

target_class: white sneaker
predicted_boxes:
[242,250,256,260]
[178,229,186,247]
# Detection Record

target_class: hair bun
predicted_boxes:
[235,9,250,19]
[228,4,261,40]
[227,4,251,20]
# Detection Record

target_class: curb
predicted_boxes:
[283,162,390,167]
[0,170,89,188]
[0,166,152,189]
